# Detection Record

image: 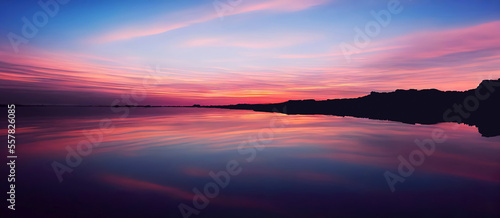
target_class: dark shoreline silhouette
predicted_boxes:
[203,79,500,137]
[5,79,499,136]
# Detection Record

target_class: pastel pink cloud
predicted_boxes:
[358,20,500,69]
[89,0,329,44]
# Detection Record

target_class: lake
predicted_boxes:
[8,106,500,217]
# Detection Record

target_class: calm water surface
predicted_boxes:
[6,107,500,217]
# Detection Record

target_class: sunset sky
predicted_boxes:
[1,0,500,105]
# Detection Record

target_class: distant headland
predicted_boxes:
[6,79,500,137]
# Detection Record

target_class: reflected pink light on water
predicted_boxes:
[17,108,500,185]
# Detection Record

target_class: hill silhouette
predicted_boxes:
[204,79,500,137]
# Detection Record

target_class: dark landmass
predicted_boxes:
[4,79,499,136]
[203,79,500,137]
